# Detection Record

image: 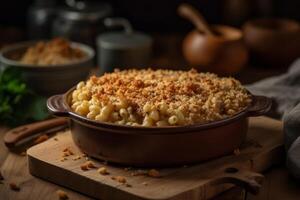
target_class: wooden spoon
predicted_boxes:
[178,3,214,36]
[4,118,68,149]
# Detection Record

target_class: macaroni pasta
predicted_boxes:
[71,69,251,126]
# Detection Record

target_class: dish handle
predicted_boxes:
[47,95,69,117]
[247,95,272,117]
[207,167,264,195]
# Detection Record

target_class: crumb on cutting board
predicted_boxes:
[72,155,82,161]
[60,147,78,161]
[80,164,89,171]
[62,147,70,152]
[56,189,69,200]
[86,161,96,168]
[111,176,126,183]
[80,161,96,171]
[97,167,109,175]
[62,147,74,156]
[60,157,67,162]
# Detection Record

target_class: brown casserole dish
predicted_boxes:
[47,86,271,167]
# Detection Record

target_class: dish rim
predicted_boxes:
[0,40,95,69]
[47,86,271,134]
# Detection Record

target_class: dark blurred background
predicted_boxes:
[1,0,299,34]
[0,0,299,78]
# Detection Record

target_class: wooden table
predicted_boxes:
[0,34,298,199]
[0,123,300,200]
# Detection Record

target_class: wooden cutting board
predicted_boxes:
[27,117,284,200]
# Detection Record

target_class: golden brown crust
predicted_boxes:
[20,38,85,65]
[71,69,251,126]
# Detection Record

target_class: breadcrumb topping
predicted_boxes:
[20,38,85,65]
[71,69,251,126]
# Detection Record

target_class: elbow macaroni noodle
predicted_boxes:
[71,69,251,127]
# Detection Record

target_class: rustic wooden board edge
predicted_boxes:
[27,155,147,200]
[172,144,285,200]
[26,117,285,200]
[27,141,284,200]
[27,153,239,200]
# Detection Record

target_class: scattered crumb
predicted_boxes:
[142,182,148,186]
[20,151,26,156]
[33,134,49,144]
[54,137,59,141]
[97,167,109,175]
[148,169,161,178]
[9,182,20,191]
[62,147,74,157]
[60,157,67,162]
[72,155,81,161]
[86,161,96,168]
[80,164,89,171]
[62,152,70,157]
[130,169,161,178]
[80,161,96,171]
[233,148,241,156]
[112,176,126,183]
[56,190,68,200]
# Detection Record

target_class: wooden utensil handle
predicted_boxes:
[178,3,214,35]
[208,167,264,195]
[4,118,68,149]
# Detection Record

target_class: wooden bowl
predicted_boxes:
[243,18,300,67]
[183,25,248,75]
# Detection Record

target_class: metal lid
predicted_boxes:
[97,18,152,49]
[58,1,112,22]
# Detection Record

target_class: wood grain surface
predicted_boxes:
[27,117,283,200]
[0,117,299,200]
[0,35,297,200]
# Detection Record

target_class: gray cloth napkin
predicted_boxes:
[246,58,300,179]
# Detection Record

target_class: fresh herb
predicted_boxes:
[0,67,49,126]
